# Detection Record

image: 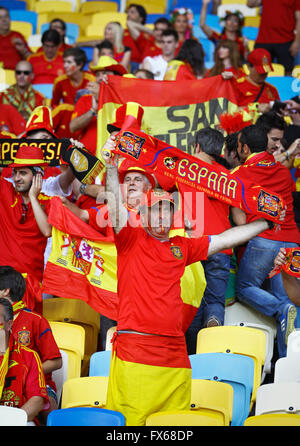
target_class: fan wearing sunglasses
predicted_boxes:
[0,61,46,120]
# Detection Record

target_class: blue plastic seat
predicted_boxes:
[9,10,38,34]
[242,26,258,41]
[47,407,125,426]
[89,350,112,377]
[0,1,26,10]
[32,84,53,99]
[79,46,94,64]
[199,38,215,63]
[189,352,255,426]
[266,76,297,101]
[40,22,79,44]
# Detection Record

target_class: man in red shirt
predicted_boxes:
[127,17,171,62]
[247,0,300,75]
[0,266,61,423]
[51,48,95,108]
[69,56,126,155]
[27,30,64,84]
[0,298,48,424]
[0,145,52,283]
[100,135,276,425]
[123,3,148,68]
[0,7,31,70]
[234,124,300,357]
[233,48,280,110]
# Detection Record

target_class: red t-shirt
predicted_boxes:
[114,213,210,337]
[138,34,162,60]
[0,338,48,410]
[51,71,95,108]
[0,31,31,69]
[0,177,52,281]
[12,308,61,391]
[71,94,97,155]
[0,103,26,135]
[233,76,280,106]
[28,50,64,84]
[123,29,150,63]
[233,151,300,243]
[256,0,300,44]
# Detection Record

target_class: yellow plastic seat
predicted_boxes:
[61,376,109,409]
[196,326,266,405]
[34,1,73,14]
[244,16,261,27]
[80,1,118,15]
[190,379,234,426]
[0,69,16,86]
[11,21,33,39]
[292,65,300,78]
[126,0,166,13]
[247,39,255,51]
[49,321,85,379]
[90,11,127,27]
[244,413,300,426]
[146,410,225,426]
[43,298,100,354]
[269,63,285,77]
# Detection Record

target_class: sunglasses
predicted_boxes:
[15,70,31,75]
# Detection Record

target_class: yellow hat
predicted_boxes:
[89,55,127,75]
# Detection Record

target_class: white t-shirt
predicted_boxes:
[142,55,168,80]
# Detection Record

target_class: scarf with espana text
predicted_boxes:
[113,128,285,223]
[0,138,104,184]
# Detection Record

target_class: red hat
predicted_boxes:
[118,159,156,188]
[247,48,273,74]
[9,145,49,168]
[23,106,56,138]
[107,102,144,133]
[142,188,175,208]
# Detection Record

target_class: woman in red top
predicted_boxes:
[170,7,196,55]
[200,0,249,61]
[205,40,245,79]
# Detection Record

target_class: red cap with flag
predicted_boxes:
[118,158,156,188]
[247,48,273,74]
[107,102,144,133]
[23,106,56,138]
[9,145,49,168]
[141,188,175,208]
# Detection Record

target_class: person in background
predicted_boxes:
[200,0,248,61]
[0,6,32,70]
[124,3,148,70]
[164,38,205,80]
[0,61,46,120]
[247,0,300,76]
[49,18,73,52]
[169,7,195,54]
[0,298,48,425]
[205,40,244,79]
[27,30,64,84]
[51,47,95,108]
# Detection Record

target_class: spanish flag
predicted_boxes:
[42,198,206,328]
[97,75,239,159]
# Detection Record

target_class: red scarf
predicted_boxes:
[113,127,285,223]
[269,248,300,278]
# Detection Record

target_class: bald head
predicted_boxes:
[15,61,34,89]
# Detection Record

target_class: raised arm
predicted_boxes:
[199,0,214,38]
[29,174,52,238]
[207,218,269,256]
[101,136,128,234]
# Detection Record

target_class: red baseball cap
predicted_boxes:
[119,160,156,188]
[142,188,175,208]
[247,48,273,74]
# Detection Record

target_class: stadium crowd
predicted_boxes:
[0,0,300,427]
